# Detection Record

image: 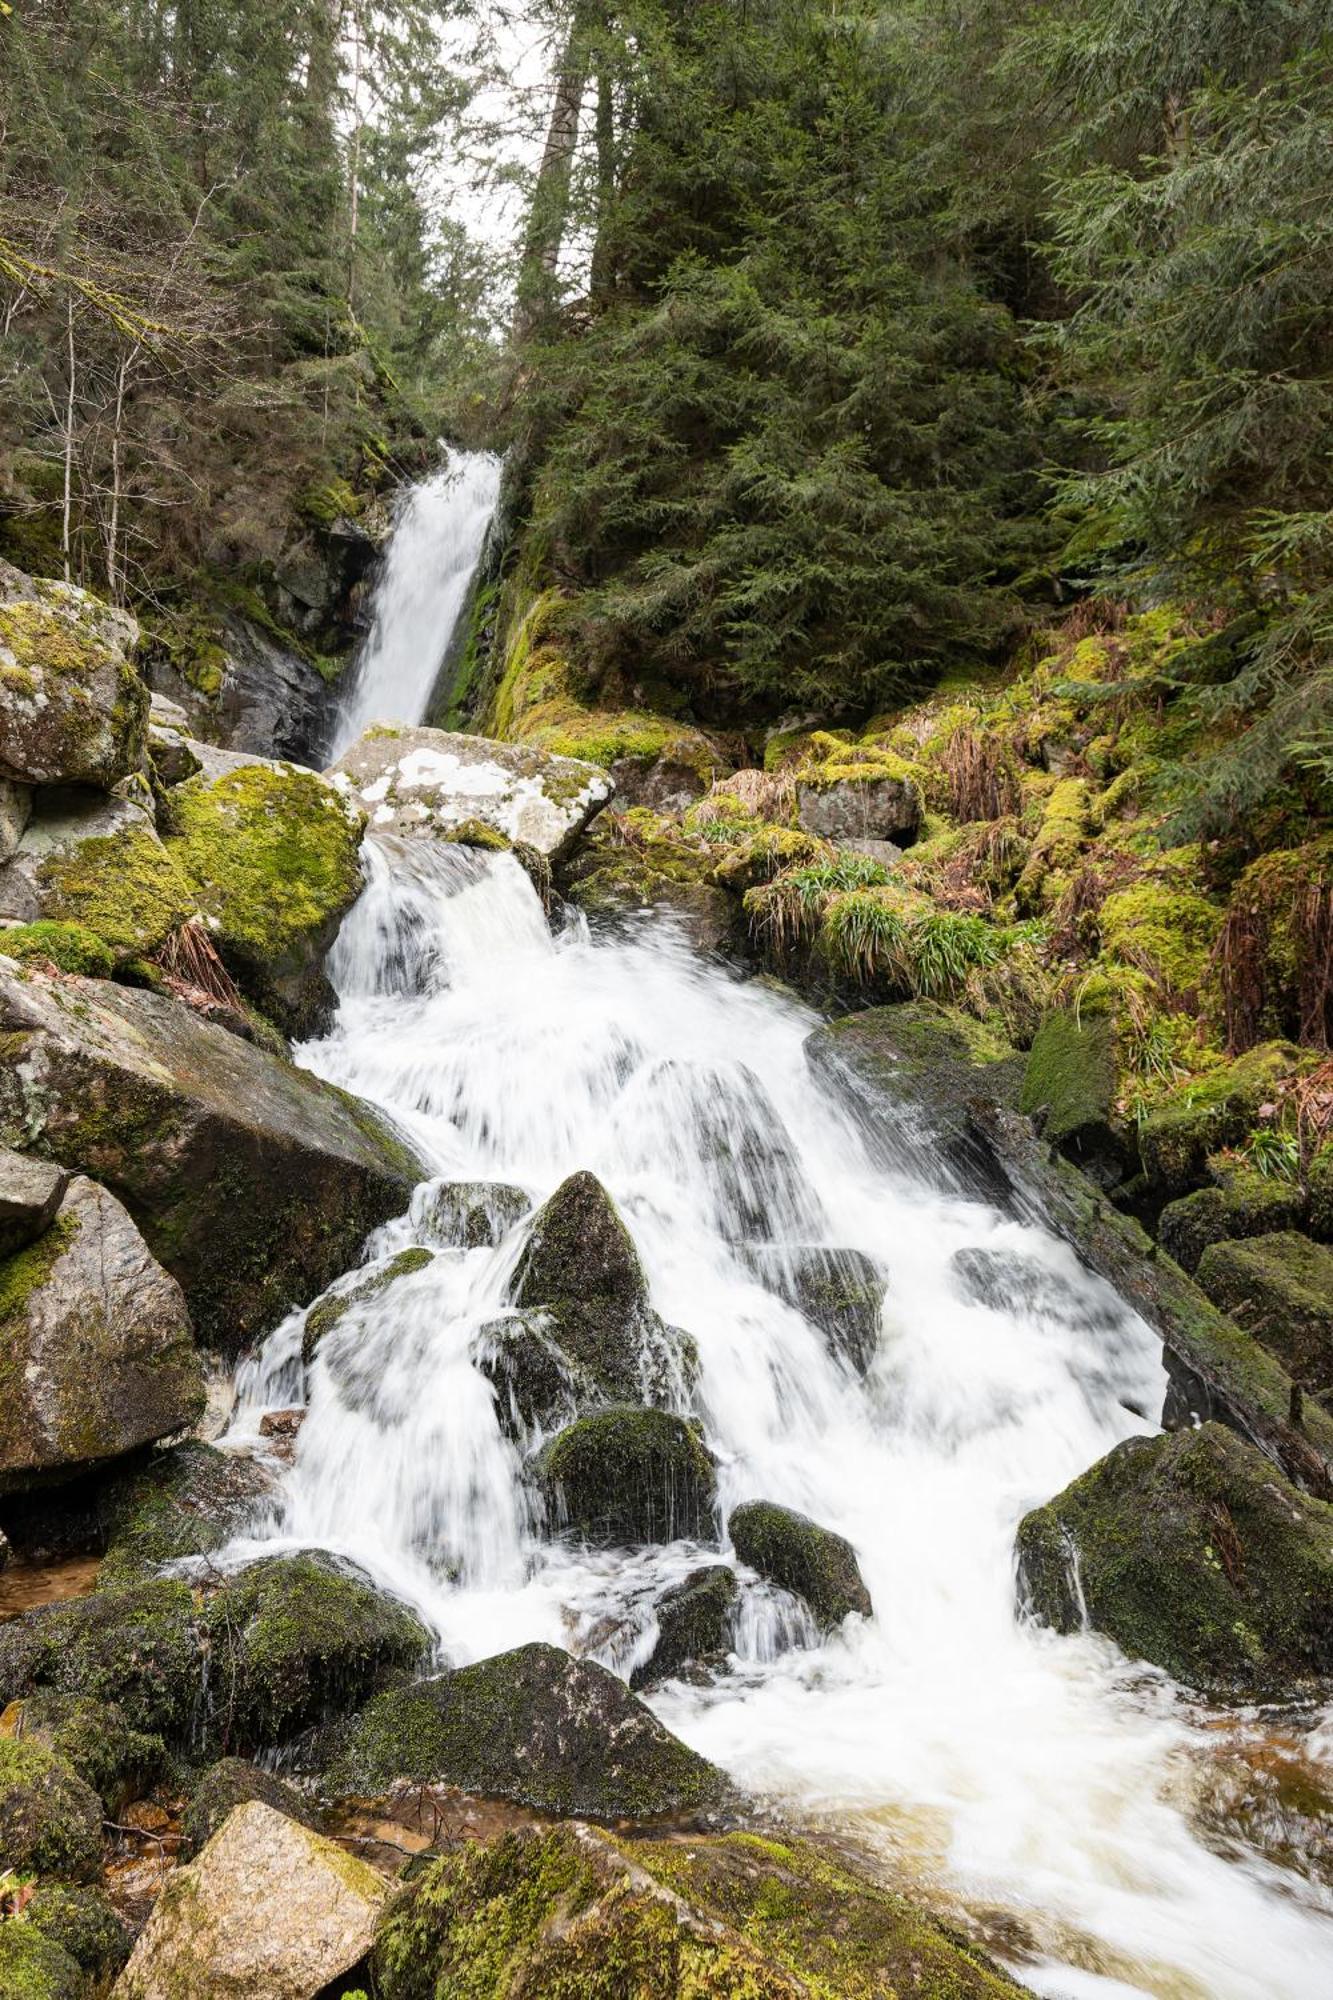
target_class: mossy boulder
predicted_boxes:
[0,1923,86,1999]
[94,1439,274,1587]
[0,791,197,961]
[794,739,923,845]
[0,962,421,1354]
[747,1246,884,1374]
[332,1642,729,1820]
[181,1756,319,1857]
[729,1501,872,1628]
[116,1798,389,2000]
[1020,1007,1135,1189]
[563,814,740,954]
[0,563,147,790]
[1196,1232,1333,1404]
[474,1308,594,1439]
[1138,1043,1311,1197]
[631,1564,737,1689]
[167,761,366,1035]
[1099,876,1222,1002]
[0,1175,203,1494]
[1013,777,1090,915]
[1158,1155,1307,1276]
[0,1578,203,1739]
[0,1736,103,1879]
[537,1409,718,1547]
[301,1246,435,1365]
[1,1693,165,1815]
[24,1882,130,1982]
[413,1178,528,1250]
[1017,1423,1333,1698]
[372,1822,1027,2000]
[0,1145,67,1259]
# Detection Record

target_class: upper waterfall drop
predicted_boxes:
[330,449,501,758]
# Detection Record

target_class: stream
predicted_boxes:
[228,456,1333,2000]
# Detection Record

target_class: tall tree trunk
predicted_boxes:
[513,5,591,339]
[589,58,616,296]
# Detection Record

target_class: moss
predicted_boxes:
[7,1693,165,1815]
[1019,1008,1134,1185]
[302,1246,435,1363]
[631,1564,737,1689]
[511,1171,656,1400]
[0,590,147,789]
[729,1501,871,1627]
[25,1882,130,1980]
[1196,1231,1333,1401]
[0,1737,103,1879]
[0,1578,203,1740]
[38,826,197,960]
[1099,878,1221,1001]
[1013,777,1090,915]
[0,924,114,978]
[1017,1423,1333,1699]
[0,1212,77,1336]
[166,762,364,1029]
[1138,1042,1311,1196]
[373,1823,1025,2000]
[0,1923,87,1999]
[798,731,923,794]
[537,1408,718,1547]
[442,816,510,851]
[298,477,361,528]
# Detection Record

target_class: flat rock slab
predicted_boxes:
[330,724,612,860]
[115,1799,388,1999]
[0,1174,202,1492]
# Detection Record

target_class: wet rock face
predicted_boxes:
[93,1438,275,1587]
[0,1144,68,1259]
[729,1500,872,1628]
[0,1175,204,1494]
[413,1177,529,1250]
[537,1409,719,1547]
[748,1245,885,1374]
[330,723,613,861]
[301,1246,435,1365]
[117,1799,389,2000]
[631,1564,738,1689]
[0,562,148,790]
[1019,1008,1136,1191]
[1016,1422,1333,1699]
[0,962,421,1354]
[332,1642,730,1821]
[372,1821,1028,2000]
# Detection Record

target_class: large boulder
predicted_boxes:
[0,962,421,1353]
[0,1735,103,1878]
[371,1823,1027,2000]
[795,751,922,844]
[0,789,197,956]
[0,1554,429,1754]
[0,563,147,790]
[1,1691,166,1816]
[329,723,612,862]
[116,1799,389,2000]
[0,1143,68,1258]
[165,760,366,1035]
[1016,1422,1333,1699]
[330,1642,730,1820]
[729,1500,872,1628]
[1138,1042,1311,1198]
[25,1881,131,1985]
[1196,1231,1333,1406]
[511,1170,651,1392]
[93,1439,275,1587]
[1158,1154,1307,1275]
[0,1175,204,1493]
[536,1409,718,1547]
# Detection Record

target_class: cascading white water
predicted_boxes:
[227,839,1333,2000]
[329,450,501,757]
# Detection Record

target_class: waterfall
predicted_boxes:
[225,843,1333,2000]
[330,450,501,758]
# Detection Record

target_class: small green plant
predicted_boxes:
[1241,1127,1302,1182]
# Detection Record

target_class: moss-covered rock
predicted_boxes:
[332,1642,729,1820]
[0,1922,87,1999]
[0,1737,103,1879]
[0,793,198,962]
[0,1175,203,1495]
[180,1756,319,1857]
[0,563,147,791]
[1138,1043,1310,1198]
[94,1440,274,1587]
[24,1882,130,1981]
[631,1564,737,1689]
[729,1501,872,1628]
[1196,1232,1333,1404]
[563,814,740,954]
[1158,1154,1307,1275]
[0,1578,203,1739]
[794,738,923,846]
[1,1693,165,1816]
[413,1178,528,1250]
[537,1409,718,1547]
[372,1822,1026,2000]
[747,1247,884,1374]
[1017,1423,1333,1698]
[0,924,114,979]
[1013,777,1090,915]
[167,762,366,1035]
[1098,877,1221,1002]
[301,1246,435,1365]
[1019,1008,1135,1189]
[0,962,421,1354]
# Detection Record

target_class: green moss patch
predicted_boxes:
[729,1500,871,1627]
[0,923,115,977]
[0,1736,103,1879]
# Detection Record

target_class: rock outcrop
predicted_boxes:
[330,723,612,861]
[0,961,421,1353]
[0,1175,203,1492]
[116,1799,389,2000]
